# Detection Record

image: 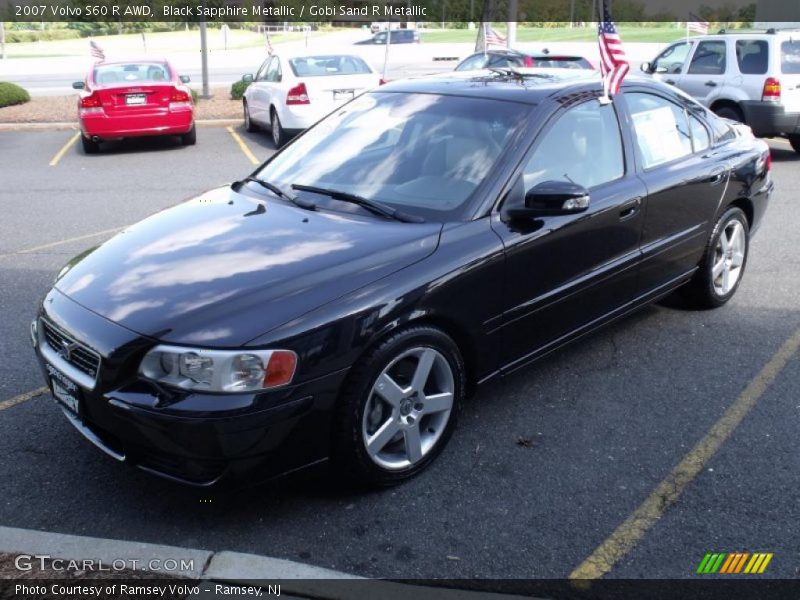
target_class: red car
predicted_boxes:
[73,58,196,153]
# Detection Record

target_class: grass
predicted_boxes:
[1,28,314,59]
[421,25,689,44]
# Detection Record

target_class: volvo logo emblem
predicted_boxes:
[59,340,77,362]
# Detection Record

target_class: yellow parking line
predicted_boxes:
[226,126,260,166]
[49,133,80,167]
[0,387,49,412]
[0,227,124,260]
[769,138,790,145]
[569,326,800,580]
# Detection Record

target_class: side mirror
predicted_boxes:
[507,180,590,219]
[180,75,191,83]
[242,74,254,83]
[72,81,85,90]
[640,61,652,73]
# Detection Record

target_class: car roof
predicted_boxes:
[94,57,171,65]
[380,68,605,103]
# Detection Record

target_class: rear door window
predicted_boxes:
[736,40,769,74]
[782,40,800,74]
[627,93,694,169]
[688,41,727,75]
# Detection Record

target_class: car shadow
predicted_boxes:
[77,135,191,156]
[768,144,798,162]
[234,124,280,153]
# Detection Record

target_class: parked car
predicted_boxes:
[355,29,420,45]
[641,28,800,152]
[34,71,772,487]
[455,49,594,71]
[72,58,195,154]
[241,53,382,148]
[370,22,400,34]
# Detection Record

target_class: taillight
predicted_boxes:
[286,82,309,105]
[379,78,387,86]
[170,88,191,102]
[765,150,772,172]
[80,94,101,108]
[762,77,781,102]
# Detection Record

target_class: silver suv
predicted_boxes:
[641,29,800,153]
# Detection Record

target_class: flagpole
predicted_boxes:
[382,22,392,81]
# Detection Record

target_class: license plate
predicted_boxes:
[125,94,147,105]
[46,364,80,415]
[333,90,354,102]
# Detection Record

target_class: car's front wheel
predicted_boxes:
[243,100,257,132]
[789,134,800,154]
[683,206,749,308]
[332,326,465,486]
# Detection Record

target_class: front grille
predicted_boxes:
[42,319,101,380]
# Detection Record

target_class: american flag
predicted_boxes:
[597,0,629,98]
[688,14,710,34]
[89,40,105,61]
[483,24,506,48]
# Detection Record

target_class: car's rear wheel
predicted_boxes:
[243,101,257,132]
[270,109,285,149]
[81,135,100,154]
[713,105,744,123]
[683,206,749,309]
[789,134,800,154]
[181,124,197,146]
[332,326,465,486]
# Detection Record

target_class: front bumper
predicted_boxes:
[34,289,347,486]
[80,108,194,141]
[740,101,800,137]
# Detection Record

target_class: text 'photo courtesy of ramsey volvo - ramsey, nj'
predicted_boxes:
[32,69,773,487]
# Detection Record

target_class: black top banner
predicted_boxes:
[1,0,799,23]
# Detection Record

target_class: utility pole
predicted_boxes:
[507,0,517,47]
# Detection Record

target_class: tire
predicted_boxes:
[243,101,257,132]
[81,135,99,154]
[682,207,749,309]
[181,124,197,146]
[789,134,800,154]
[714,105,744,123]
[331,325,466,487]
[270,108,285,149]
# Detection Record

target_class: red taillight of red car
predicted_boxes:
[379,78,387,86]
[286,82,310,105]
[762,77,781,102]
[79,94,103,116]
[169,87,193,111]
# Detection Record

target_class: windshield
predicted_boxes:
[255,92,531,220]
[93,63,171,85]
[288,55,372,77]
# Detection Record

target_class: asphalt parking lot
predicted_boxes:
[0,127,798,581]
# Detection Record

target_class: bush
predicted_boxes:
[190,88,199,103]
[0,82,30,108]
[230,79,251,100]
[5,29,80,43]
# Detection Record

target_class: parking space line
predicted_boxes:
[569,326,800,580]
[0,387,49,412]
[0,227,124,260]
[226,126,260,166]
[49,133,80,167]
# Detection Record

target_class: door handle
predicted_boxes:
[619,197,642,220]
[665,79,676,85]
[708,168,727,185]
[705,80,718,87]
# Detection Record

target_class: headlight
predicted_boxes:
[139,345,297,393]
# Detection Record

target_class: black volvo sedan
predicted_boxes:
[32,70,773,487]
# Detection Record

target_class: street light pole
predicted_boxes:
[199,21,210,98]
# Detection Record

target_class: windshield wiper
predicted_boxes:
[235,176,317,211]
[291,184,424,223]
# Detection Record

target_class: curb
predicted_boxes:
[0,119,241,132]
[0,525,541,599]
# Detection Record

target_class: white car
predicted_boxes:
[241,53,383,148]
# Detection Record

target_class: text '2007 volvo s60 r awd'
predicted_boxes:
[33,70,773,487]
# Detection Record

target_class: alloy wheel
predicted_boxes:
[712,220,746,296]
[362,347,455,470]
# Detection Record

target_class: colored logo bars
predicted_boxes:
[697,552,773,574]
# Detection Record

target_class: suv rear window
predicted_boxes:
[736,40,768,74]
[782,40,800,74]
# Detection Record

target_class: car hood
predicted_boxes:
[55,186,441,347]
